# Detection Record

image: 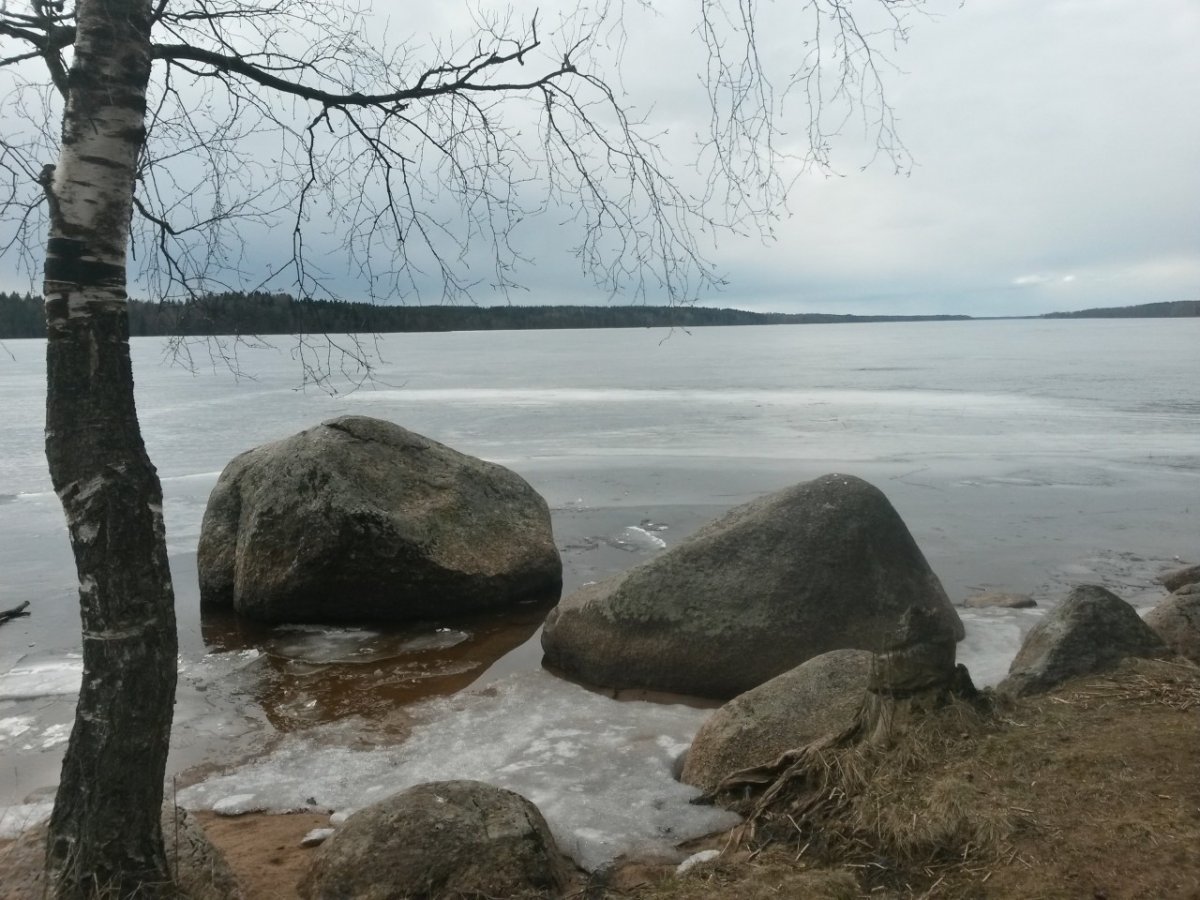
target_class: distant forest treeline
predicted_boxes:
[3,292,1196,338]
[1042,300,1200,319]
[0,291,969,338]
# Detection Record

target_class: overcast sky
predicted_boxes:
[600,0,1200,316]
[713,0,1200,316]
[2,0,1197,317]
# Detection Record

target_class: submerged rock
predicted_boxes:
[680,649,872,792]
[541,474,963,699]
[299,781,567,900]
[1144,589,1200,665]
[961,591,1037,609]
[999,584,1167,698]
[198,416,561,623]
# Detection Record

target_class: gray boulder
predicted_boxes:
[198,416,561,623]
[999,584,1167,698]
[1157,562,1200,593]
[298,781,567,900]
[961,591,1037,609]
[680,649,872,792]
[1144,588,1200,665]
[0,807,242,900]
[541,474,963,699]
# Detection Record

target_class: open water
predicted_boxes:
[1,319,1197,864]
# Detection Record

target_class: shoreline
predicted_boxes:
[5,657,1197,899]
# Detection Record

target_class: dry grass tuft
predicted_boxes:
[646,657,1200,899]
[728,695,1011,890]
[1051,657,1200,712]
[620,848,860,900]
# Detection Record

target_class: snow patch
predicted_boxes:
[676,849,721,874]
[36,723,71,750]
[212,794,262,816]
[1,715,73,752]
[300,827,335,848]
[0,802,53,839]
[0,715,35,741]
[622,525,667,550]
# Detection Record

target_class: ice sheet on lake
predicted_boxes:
[0,657,82,701]
[1037,551,1175,610]
[178,671,739,871]
[342,386,1054,412]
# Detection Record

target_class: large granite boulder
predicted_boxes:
[680,649,872,792]
[198,416,561,623]
[1144,586,1200,665]
[541,474,963,699]
[298,781,567,900]
[0,807,242,900]
[999,584,1167,698]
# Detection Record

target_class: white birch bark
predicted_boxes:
[41,0,179,897]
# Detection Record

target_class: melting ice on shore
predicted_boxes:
[955,608,1038,687]
[0,656,82,701]
[178,671,739,871]
[618,525,668,551]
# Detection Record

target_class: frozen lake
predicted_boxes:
[1,319,1197,864]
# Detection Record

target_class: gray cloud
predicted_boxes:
[2,0,1196,316]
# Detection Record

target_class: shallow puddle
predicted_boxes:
[195,595,558,735]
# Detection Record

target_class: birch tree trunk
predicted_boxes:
[40,0,179,896]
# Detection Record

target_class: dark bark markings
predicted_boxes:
[41,0,179,897]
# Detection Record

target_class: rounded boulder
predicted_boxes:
[999,584,1168,698]
[1144,587,1200,665]
[298,781,567,900]
[680,648,872,792]
[1157,562,1200,593]
[198,416,561,623]
[541,473,963,699]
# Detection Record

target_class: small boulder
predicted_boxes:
[1157,562,1200,593]
[999,584,1167,698]
[961,591,1037,609]
[298,781,567,900]
[1144,590,1200,665]
[680,649,872,792]
[198,416,561,623]
[541,474,962,699]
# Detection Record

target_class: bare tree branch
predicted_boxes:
[3,0,930,316]
[152,38,579,108]
[0,600,31,625]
